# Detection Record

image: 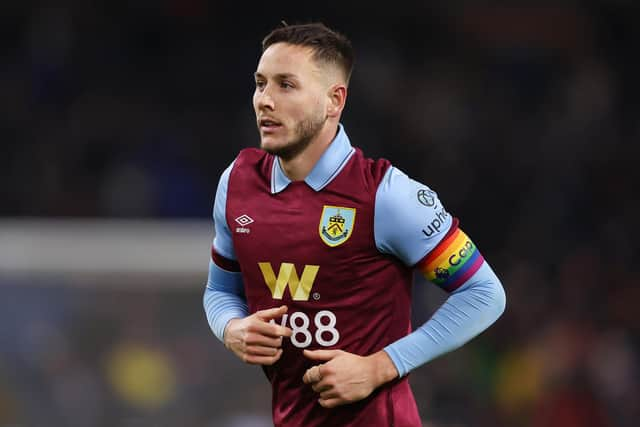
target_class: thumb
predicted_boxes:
[303,349,342,361]
[255,305,288,321]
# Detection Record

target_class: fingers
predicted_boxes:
[318,397,343,409]
[319,388,339,400]
[245,345,281,357]
[311,380,331,393]
[255,305,288,321]
[303,365,323,384]
[305,373,345,408]
[240,326,287,364]
[226,307,296,366]
[248,305,293,338]
[250,315,292,338]
[303,349,341,361]
[245,331,284,348]
[242,348,283,365]
[238,338,284,365]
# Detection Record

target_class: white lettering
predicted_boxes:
[270,311,340,348]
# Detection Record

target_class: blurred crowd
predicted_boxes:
[1,1,639,426]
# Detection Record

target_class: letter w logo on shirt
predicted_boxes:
[258,262,320,301]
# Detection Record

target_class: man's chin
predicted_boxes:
[260,138,282,154]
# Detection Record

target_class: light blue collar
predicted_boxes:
[271,124,355,194]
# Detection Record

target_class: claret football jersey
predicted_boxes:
[212,125,456,427]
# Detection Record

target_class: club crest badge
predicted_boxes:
[319,206,356,247]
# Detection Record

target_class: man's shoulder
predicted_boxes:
[351,147,393,187]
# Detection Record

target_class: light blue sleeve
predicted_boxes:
[204,262,248,342]
[374,166,453,266]
[212,161,236,260]
[374,165,505,377]
[203,160,249,343]
[384,262,506,377]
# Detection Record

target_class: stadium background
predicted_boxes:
[1,1,638,426]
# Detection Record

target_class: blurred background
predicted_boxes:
[1,1,639,426]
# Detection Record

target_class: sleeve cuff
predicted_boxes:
[383,346,409,378]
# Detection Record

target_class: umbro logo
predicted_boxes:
[235,214,254,226]
[235,214,253,234]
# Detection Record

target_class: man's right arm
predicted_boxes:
[203,160,291,365]
[203,160,249,341]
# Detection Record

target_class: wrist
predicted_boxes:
[223,317,241,348]
[368,350,399,387]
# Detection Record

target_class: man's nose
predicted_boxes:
[256,88,275,110]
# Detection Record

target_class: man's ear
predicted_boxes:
[327,84,347,118]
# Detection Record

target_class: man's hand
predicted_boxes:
[302,349,399,408]
[224,305,292,365]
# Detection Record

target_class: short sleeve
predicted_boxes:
[374,166,453,266]
[212,160,237,260]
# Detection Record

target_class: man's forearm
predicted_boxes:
[203,288,248,341]
[203,261,249,341]
[384,262,506,377]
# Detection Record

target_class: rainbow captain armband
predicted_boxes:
[417,225,485,292]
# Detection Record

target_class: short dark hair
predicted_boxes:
[262,22,354,84]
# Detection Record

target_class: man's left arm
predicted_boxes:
[303,166,505,407]
[384,259,505,377]
[303,262,504,407]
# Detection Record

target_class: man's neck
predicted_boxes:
[279,123,339,181]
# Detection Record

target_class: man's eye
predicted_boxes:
[280,81,293,89]
[255,81,266,89]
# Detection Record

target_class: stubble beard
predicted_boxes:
[261,114,327,161]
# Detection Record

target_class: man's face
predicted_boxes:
[253,43,329,160]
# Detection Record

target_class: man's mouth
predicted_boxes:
[259,118,282,131]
